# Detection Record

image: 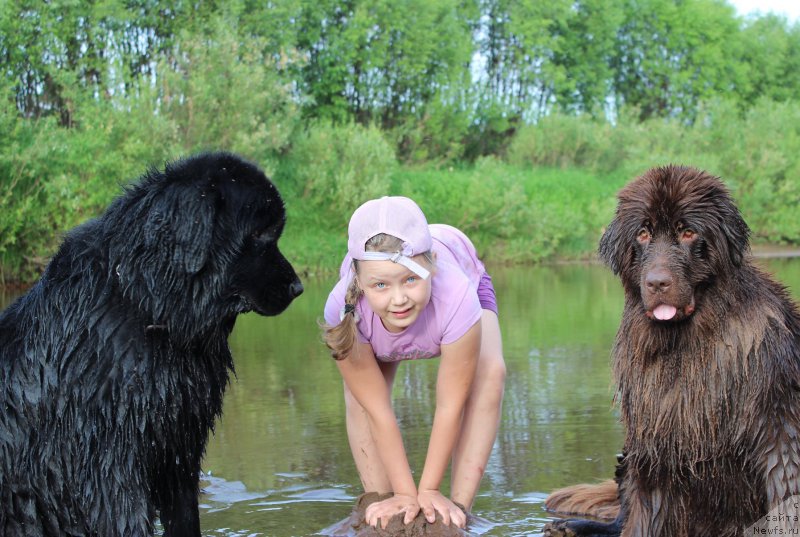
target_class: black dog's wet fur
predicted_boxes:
[0,152,302,536]
[546,165,800,536]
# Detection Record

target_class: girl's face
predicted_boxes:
[356,256,433,333]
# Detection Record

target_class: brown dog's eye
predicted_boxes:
[637,228,651,243]
[681,229,696,241]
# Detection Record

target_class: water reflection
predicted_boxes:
[200,258,800,536]
[1,258,799,536]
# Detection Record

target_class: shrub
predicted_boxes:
[281,121,397,224]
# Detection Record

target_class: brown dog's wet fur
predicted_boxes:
[544,165,800,537]
[544,480,619,522]
[323,493,469,537]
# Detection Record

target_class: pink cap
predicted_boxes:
[347,196,433,279]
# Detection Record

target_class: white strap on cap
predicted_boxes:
[360,251,431,280]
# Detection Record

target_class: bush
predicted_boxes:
[507,113,628,173]
[393,158,623,264]
[281,121,397,223]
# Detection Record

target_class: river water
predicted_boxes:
[2,257,799,536]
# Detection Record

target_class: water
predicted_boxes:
[2,257,799,536]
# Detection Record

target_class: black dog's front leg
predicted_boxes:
[159,479,201,537]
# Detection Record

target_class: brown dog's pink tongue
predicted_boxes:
[653,304,677,320]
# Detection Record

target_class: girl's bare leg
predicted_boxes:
[344,360,400,493]
[450,310,506,510]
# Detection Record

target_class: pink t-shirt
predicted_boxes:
[324,224,484,362]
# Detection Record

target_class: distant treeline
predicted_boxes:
[2,0,800,283]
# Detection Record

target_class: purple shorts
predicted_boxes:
[477,272,498,316]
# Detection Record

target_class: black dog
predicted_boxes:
[0,152,303,536]
[545,165,800,536]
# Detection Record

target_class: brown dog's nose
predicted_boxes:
[646,268,672,293]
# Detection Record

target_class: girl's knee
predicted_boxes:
[480,352,506,387]
[474,353,506,405]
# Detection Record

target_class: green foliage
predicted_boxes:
[3,0,800,283]
[504,99,800,245]
[507,114,627,173]
[280,121,396,220]
[0,11,300,282]
[156,15,300,173]
[274,121,397,272]
[611,0,742,121]
[391,87,472,164]
[736,15,800,106]
[294,0,472,129]
[393,159,622,264]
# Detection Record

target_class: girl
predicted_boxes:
[323,196,506,530]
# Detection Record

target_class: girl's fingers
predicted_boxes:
[366,498,421,527]
[451,507,466,528]
[424,507,435,523]
[403,505,419,525]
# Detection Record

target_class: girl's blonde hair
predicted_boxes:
[323,233,433,360]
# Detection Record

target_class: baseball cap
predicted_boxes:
[347,196,433,279]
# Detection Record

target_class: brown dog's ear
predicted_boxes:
[718,196,750,268]
[598,214,628,275]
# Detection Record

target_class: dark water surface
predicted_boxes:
[2,258,799,536]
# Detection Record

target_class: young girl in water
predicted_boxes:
[323,196,506,530]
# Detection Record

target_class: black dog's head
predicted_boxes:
[103,152,302,338]
[599,165,750,323]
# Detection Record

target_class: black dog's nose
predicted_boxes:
[289,280,304,298]
[646,268,672,293]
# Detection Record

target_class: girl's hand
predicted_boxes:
[365,494,420,529]
[417,489,467,528]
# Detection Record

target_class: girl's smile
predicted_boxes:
[357,257,433,333]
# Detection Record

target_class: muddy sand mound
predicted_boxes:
[322,492,470,537]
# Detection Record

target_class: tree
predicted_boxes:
[611,0,741,121]
[736,14,800,106]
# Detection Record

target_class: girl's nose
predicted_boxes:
[391,288,407,305]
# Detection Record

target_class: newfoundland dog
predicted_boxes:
[0,152,303,536]
[544,165,800,536]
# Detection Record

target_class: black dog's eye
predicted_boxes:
[251,228,276,243]
[637,227,651,243]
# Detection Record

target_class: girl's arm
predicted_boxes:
[417,321,481,527]
[335,341,419,527]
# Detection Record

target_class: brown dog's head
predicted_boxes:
[599,165,750,323]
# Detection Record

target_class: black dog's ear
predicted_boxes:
[144,186,216,274]
[598,215,627,275]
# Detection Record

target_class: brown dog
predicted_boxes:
[544,165,800,536]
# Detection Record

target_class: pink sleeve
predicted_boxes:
[439,274,482,345]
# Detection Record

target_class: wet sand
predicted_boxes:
[321,493,469,537]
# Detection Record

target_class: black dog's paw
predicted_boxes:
[543,519,578,537]
[543,518,621,537]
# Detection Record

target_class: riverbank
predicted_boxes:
[751,244,800,259]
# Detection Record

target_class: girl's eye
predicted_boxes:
[406,276,417,284]
[375,282,386,289]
